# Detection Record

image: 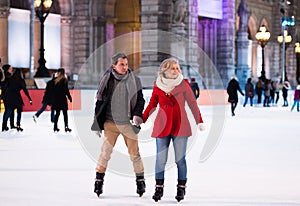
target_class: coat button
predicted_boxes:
[164,105,167,108]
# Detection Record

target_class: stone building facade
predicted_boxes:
[0,0,299,88]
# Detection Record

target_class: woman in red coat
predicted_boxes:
[142,57,205,202]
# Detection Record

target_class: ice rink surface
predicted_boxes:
[1,92,300,206]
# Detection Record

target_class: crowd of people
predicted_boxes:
[227,75,300,116]
[0,62,72,132]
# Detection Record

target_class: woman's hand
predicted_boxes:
[197,123,205,131]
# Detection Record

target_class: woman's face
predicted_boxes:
[164,63,180,79]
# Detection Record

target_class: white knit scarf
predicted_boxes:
[156,73,184,94]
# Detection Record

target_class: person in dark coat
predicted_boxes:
[227,75,244,116]
[243,77,254,107]
[33,74,55,123]
[92,52,146,198]
[2,68,32,131]
[52,68,72,132]
[1,64,17,131]
[189,77,200,99]
[255,78,264,104]
[282,80,291,107]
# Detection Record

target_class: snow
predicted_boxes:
[1,90,300,206]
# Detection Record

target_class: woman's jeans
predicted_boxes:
[291,100,299,111]
[35,103,55,122]
[155,135,188,181]
[3,107,22,126]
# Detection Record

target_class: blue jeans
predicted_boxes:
[243,96,253,107]
[155,135,188,181]
[291,100,299,111]
[3,107,22,126]
[35,103,55,122]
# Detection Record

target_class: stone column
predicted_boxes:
[217,0,236,88]
[236,0,251,88]
[73,0,91,87]
[236,32,250,88]
[0,8,9,64]
[61,16,72,73]
[140,1,173,87]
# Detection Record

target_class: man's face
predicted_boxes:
[7,66,13,74]
[113,58,128,75]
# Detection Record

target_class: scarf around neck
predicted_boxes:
[156,73,183,94]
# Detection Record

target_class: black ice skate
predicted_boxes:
[65,127,72,132]
[16,125,23,132]
[94,172,105,197]
[2,125,9,132]
[175,180,187,202]
[136,176,146,197]
[152,179,164,202]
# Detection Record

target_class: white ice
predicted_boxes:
[1,90,300,206]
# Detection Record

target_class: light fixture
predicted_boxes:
[277,30,292,44]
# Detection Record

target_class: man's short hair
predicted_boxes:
[112,53,127,65]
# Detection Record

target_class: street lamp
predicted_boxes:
[277,30,292,82]
[295,42,300,84]
[34,0,53,77]
[255,25,270,82]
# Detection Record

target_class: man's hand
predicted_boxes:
[96,130,102,138]
[132,115,143,126]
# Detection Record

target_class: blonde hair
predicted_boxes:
[159,57,182,77]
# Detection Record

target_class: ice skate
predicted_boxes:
[11,125,17,129]
[65,127,72,132]
[2,126,9,131]
[175,180,186,202]
[94,172,105,197]
[16,125,23,132]
[136,176,146,197]
[152,179,164,202]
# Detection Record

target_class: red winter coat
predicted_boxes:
[143,80,203,138]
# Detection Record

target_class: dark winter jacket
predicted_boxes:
[227,78,244,103]
[0,70,11,100]
[91,68,145,131]
[189,82,199,99]
[42,78,55,105]
[245,82,254,97]
[4,70,32,108]
[52,79,72,110]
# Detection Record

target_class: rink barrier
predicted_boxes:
[20,89,81,112]
[0,89,233,113]
[2,89,294,113]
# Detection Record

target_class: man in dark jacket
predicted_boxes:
[1,64,16,131]
[92,53,146,197]
[189,77,200,99]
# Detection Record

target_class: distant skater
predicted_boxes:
[243,78,254,107]
[227,75,244,116]
[33,74,55,123]
[52,68,72,132]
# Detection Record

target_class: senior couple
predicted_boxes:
[91,53,205,202]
